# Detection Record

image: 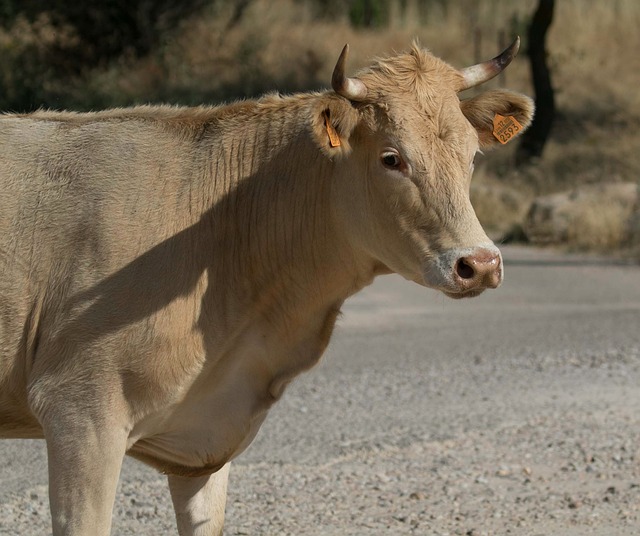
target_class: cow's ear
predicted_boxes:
[461,90,534,149]
[310,96,359,158]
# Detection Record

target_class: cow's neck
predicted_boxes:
[196,96,375,376]
[130,99,379,470]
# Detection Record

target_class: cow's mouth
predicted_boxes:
[443,288,486,300]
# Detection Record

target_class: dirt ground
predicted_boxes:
[1,245,639,535]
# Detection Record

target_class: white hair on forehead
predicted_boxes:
[355,43,464,102]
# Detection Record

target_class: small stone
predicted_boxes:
[496,467,511,477]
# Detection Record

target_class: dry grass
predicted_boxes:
[2,0,639,252]
[79,0,534,106]
[522,183,639,252]
[567,201,632,251]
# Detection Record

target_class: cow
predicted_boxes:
[0,39,533,535]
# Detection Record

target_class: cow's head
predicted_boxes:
[313,39,534,298]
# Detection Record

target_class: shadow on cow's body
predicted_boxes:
[38,133,350,476]
[0,41,533,535]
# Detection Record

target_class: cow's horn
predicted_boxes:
[332,44,368,101]
[458,37,520,91]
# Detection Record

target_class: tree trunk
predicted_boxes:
[516,0,555,166]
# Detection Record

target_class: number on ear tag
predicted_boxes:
[492,114,523,144]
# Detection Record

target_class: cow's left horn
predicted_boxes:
[332,44,368,101]
[458,37,520,92]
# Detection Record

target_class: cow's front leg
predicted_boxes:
[168,464,230,536]
[43,417,128,536]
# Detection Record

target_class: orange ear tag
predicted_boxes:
[323,111,341,148]
[492,114,523,145]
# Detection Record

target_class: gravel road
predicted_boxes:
[1,245,639,535]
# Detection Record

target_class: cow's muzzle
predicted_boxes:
[454,249,502,288]
[423,245,503,299]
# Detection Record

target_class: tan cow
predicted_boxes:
[0,40,533,535]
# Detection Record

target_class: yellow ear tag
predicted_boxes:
[323,111,341,148]
[492,114,523,145]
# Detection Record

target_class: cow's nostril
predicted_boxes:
[456,258,475,280]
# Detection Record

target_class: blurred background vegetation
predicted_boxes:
[0,0,561,112]
[0,0,638,254]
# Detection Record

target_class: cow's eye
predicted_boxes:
[381,151,402,169]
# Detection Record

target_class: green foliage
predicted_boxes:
[348,0,390,28]
[5,0,208,64]
[0,0,17,22]
[0,0,209,112]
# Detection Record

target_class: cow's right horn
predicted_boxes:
[332,44,368,101]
